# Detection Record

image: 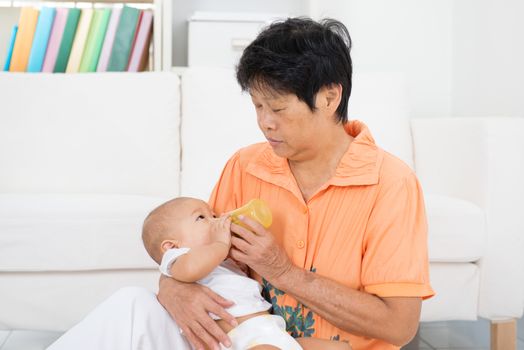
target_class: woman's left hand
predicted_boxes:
[229,215,293,284]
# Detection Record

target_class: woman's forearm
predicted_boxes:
[272,265,420,346]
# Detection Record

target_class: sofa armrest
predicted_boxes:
[411,117,524,320]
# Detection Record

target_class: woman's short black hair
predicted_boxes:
[236,17,352,124]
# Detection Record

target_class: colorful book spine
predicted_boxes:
[66,8,93,73]
[96,7,121,72]
[128,10,143,65]
[127,11,153,72]
[107,6,140,72]
[54,8,81,73]
[9,7,40,72]
[79,8,111,72]
[42,8,68,73]
[27,7,56,73]
[3,25,18,71]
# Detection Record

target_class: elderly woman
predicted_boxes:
[158,17,434,350]
[48,17,433,350]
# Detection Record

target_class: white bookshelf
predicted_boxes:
[1,0,312,71]
[0,0,172,71]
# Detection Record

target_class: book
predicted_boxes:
[27,7,56,72]
[127,11,153,72]
[79,8,111,72]
[66,8,93,73]
[3,25,18,71]
[128,10,143,66]
[107,6,140,72]
[53,8,80,73]
[96,7,121,72]
[9,7,39,72]
[42,8,68,73]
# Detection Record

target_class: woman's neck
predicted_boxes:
[288,125,353,201]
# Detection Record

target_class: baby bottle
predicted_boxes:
[229,199,272,229]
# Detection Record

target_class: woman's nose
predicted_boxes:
[258,110,276,131]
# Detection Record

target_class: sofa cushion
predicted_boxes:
[421,262,480,321]
[0,72,181,197]
[0,194,167,272]
[425,194,486,262]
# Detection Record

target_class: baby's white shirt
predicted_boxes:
[160,248,272,320]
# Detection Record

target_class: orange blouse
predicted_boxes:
[209,120,434,350]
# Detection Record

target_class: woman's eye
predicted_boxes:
[272,108,284,113]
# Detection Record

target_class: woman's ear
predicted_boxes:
[161,239,180,252]
[324,83,342,111]
[315,83,342,113]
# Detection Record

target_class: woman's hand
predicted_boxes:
[229,215,293,285]
[157,276,238,350]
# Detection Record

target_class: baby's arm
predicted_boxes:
[169,241,229,282]
[169,215,231,282]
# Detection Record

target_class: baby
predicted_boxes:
[142,197,351,350]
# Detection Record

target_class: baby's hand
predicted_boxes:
[211,215,232,248]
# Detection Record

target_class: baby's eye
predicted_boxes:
[213,214,217,218]
[196,215,205,221]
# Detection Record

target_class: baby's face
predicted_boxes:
[168,198,220,248]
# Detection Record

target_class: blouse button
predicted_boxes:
[297,240,305,249]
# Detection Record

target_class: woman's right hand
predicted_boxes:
[157,275,238,350]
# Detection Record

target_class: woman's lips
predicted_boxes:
[266,137,283,147]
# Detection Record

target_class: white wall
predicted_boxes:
[452,0,524,118]
[171,0,308,66]
[310,0,524,119]
[310,0,454,119]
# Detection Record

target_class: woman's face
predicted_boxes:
[250,88,330,162]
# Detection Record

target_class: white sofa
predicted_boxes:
[1,70,523,347]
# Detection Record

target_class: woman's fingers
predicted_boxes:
[196,311,232,349]
[230,223,257,243]
[203,288,237,328]
[203,286,235,308]
[229,247,249,264]
[237,215,266,234]
[188,320,221,350]
[157,278,233,350]
[230,235,251,254]
[178,325,205,350]
[205,301,238,329]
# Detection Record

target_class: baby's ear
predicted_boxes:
[161,239,180,252]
